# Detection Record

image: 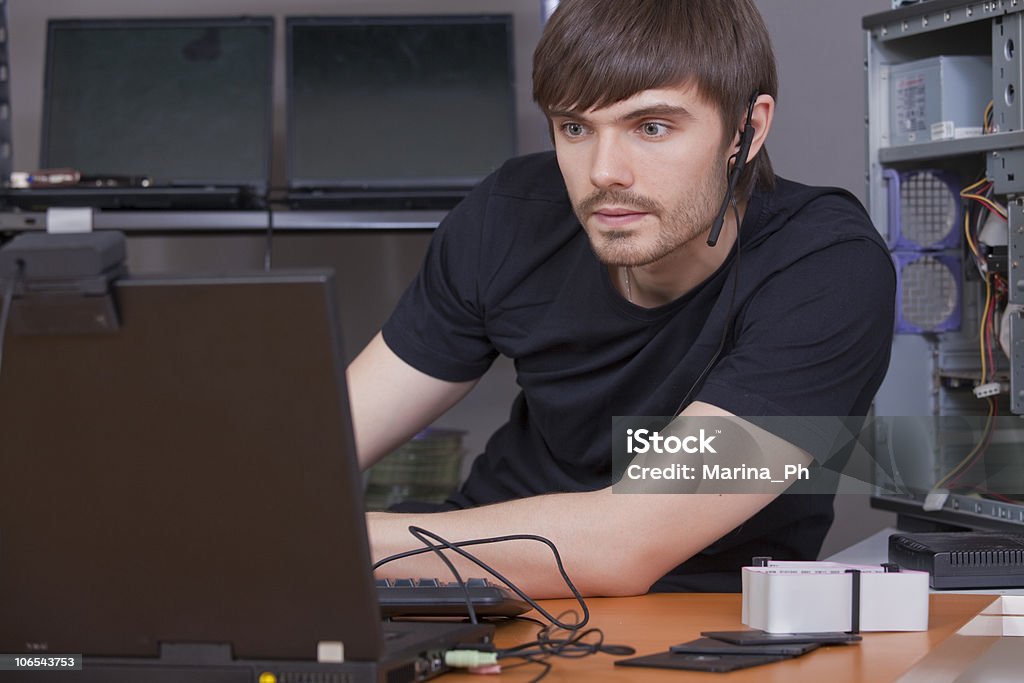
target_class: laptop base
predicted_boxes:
[0,622,494,683]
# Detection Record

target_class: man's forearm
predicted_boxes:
[367,488,776,599]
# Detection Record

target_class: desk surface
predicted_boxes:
[447,593,994,682]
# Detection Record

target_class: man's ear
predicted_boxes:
[740,94,774,166]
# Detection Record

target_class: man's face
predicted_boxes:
[551,86,732,267]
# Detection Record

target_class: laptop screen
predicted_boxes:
[287,15,516,190]
[0,270,384,661]
[41,18,273,188]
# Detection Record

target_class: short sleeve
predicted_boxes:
[695,237,895,454]
[381,179,499,382]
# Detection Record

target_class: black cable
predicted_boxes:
[499,620,592,658]
[0,258,24,380]
[504,654,553,683]
[496,619,634,683]
[375,526,588,631]
[500,625,626,658]
[674,196,743,415]
[375,529,610,681]
[518,656,552,683]
[405,526,479,625]
[379,530,637,681]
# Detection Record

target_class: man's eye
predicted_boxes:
[562,122,586,137]
[641,122,669,137]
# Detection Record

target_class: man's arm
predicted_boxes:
[346,332,479,469]
[367,401,812,598]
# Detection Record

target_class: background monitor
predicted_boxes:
[287,15,517,189]
[41,17,273,187]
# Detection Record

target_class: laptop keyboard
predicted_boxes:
[377,578,531,619]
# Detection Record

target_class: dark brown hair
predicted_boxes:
[533,0,777,199]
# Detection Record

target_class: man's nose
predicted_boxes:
[589,134,634,190]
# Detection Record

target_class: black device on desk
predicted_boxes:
[285,14,516,210]
[889,531,1024,589]
[0,17,273,211]
[0,233,491,682]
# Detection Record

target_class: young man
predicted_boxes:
[347,0,895,596]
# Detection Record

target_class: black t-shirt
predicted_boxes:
[382,152,896,591]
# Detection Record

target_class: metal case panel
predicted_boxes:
[994,12,1024,133]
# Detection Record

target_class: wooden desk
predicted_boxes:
[449,593,994,682]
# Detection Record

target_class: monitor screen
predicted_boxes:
[41,18,273,186]
[287,15,517,189]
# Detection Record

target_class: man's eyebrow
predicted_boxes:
[547,109,586,121]
[547,104,696,123]
[616,104,695,122]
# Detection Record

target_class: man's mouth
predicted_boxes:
[593,207,650,227]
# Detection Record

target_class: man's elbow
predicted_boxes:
[573,554,673,597]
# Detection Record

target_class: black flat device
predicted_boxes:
[889,531,1024,589]
[616,651,794,673]
[671,637,820,656]
[701,630,862,645]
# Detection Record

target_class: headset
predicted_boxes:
[673,92,760,414]
[706,93,759,247]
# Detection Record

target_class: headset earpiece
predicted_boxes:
[707,93,759,247]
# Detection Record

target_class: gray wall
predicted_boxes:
[760,0,874,204]
[5,0,896,556]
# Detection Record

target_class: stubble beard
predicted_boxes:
[575,157,728,268]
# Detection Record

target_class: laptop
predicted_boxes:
[285,15,517,210]
[1,17,273,211]
[0,253,492,682]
